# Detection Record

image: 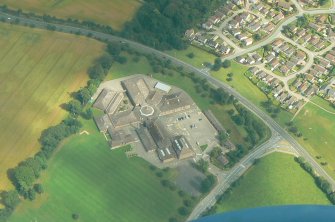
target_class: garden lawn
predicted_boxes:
[292,96,335,179]
[10,120,185,222]
[214,153,330,213]
[0,22,104,190]
[0,0,141,31]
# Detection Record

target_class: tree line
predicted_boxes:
[295,157,335,204]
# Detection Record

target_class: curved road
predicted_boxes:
[1,7,335,221]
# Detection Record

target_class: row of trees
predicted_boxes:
[0,5,116,35]
[295,157,335,203]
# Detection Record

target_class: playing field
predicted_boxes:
[213,153,330,214]
[10,120,186,222]
[0,0,141,31]
[0,22,104,190]
[292,96,335,178]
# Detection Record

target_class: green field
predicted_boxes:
[165,45,217,68]
[10,120,187,222]
[0,22,104,190]
[212,153,330,214]
[0,0,141,31]
[291,96,335,178]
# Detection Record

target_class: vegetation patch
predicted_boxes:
[203,153,330,216]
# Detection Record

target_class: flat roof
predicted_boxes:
[155,82,171,93]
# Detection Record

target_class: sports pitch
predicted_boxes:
[0,22,104,190]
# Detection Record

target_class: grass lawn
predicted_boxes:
[165,45,217,68]
[10,120,186,222]
[0,23,104,190]
[291,96,335,178]
[0,0,141,31]
[213,153,330,214]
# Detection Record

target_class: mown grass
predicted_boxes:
[213,153,330,214]
[291,96,335,178]
[0,22,104,190]
[10,120,186,222]
[165,45,217,68]
[0,0,141,31]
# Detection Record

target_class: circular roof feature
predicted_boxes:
[140,105,155,117]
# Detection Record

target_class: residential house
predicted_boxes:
[279,65,290,75]
[185,29,195,39]
[319,58,331,68]
[263,22,275,33]
[325,53,335,64]
[269,58,280,70]
[252,53,262,62]
[272,39,283,47]
[273,85,283,97]
[243,38,253,46]
[265,53,275,63]
[202,21,213,30]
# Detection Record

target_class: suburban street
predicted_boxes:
[1,4,335,221]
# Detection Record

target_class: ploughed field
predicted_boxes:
[0,22,104,190]
[0,0,141,30]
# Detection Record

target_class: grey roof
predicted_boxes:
[121,77,150,106]
[93,89,117,111]
[105,92,124,115]
[147,119,172,149]
[110,110,140,129]
[158,91,194,115]
[94,114,112,132]
[108,128,139,149]
[157,147,176,162]
[136,126,157,152]
[204,110,224,132]
[172,136,195,159]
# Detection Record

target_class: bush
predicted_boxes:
[222,60,231,68]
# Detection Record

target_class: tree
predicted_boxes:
[12,166,36,191]
[27,189,36,201]
[66,100,82,115]
[222,59,231,68]
[88,64,105,80]
[187,52,195,58]
[72,213,80,220]
[1,190,20,209]
[76,88,91,105]
[253,33,261,41]
[193,159,209,173]
[212,57,222,71]
[34,183,44,194]
[200,175,216,193]
[178,207,190,216]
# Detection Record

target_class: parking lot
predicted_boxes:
[159,107,219,154]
